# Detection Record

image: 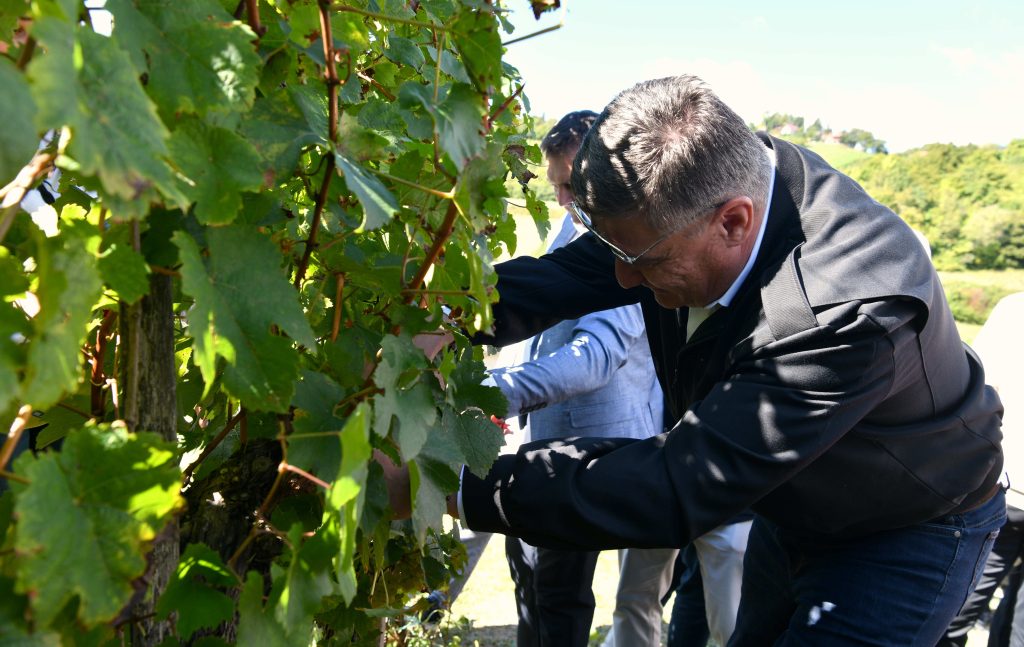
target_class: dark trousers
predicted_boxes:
[505,535,600,647]
[940,504,1024,646]
[731,490,1006,646]
[989,565,1023,647]
[668,543,711,647]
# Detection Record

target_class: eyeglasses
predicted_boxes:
[568,201,680,265]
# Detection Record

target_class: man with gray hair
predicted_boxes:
[387,75,1005,644]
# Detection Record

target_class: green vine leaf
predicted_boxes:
[399,81,486,168]
[20,223,102,410]
[155,543,236,641]
[441,406,503,478]
[0,59,38,186]
[106,0,260,119]
[27,18,186,210]
[174,227,316,412]
[408,460,446,545]
[451,7,503,92]
[11,425,182,628]
[290,370,345,482]
[371,335,438,460]
[237,572,289,647]
[334,153,399,232]
[322,401,371,604]
[270,527,334,638]
[167,118,264,225]
[97,243,150,305]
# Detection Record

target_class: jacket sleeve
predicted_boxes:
[461,298,916,550]
[488,304,647,417]
[477,233,645,347]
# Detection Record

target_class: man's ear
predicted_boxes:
[717,197,755,245]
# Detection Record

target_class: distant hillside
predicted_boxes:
[840,140,1024,270]
[754,113,888,154]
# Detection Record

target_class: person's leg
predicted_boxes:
[505,535,540,647]
[533,545,601,647]
[990,565,1021,647]
[775,490,1006,646]
[943,505,1024,646]
[1011,566,1024,647]
[692,520,752,646]
[728,517,797,646]
[603,547,678,647]
[668,544,711,647]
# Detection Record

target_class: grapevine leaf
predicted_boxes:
[174,227,316,412]
[290,83,330,146]
[322,402,370,603]
[332,402,372,509]
[358,96,407,135]
[441,406,502,478]
[451,7,502,92]
[438,49,472,85]
[337,113,390,161]
[155,543,235,641]
[0,59,37,186]
[106,0,260,118]
[11,426,182,627]
[454,142,508,227]
[408,460,446,545]
[449,350,508,414]
[168,118,264,225]
[371,335,438,458]
[399,82,485,168]
[270,527,333,637]
[334,153,398,232]
[237,573,289,647]
[371,381,436,461]
[20,221,103,409]
[27,18,186,208]
[97,244,150,305]
[0,247,28,296]
[330,11,370,51]
[290,370,344,482]
[383,36,424,70]
[0,247,28,411]
[241,90,321,183]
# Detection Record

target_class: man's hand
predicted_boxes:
[373,449,411,520]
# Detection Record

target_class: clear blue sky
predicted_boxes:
[502,0,1024,152]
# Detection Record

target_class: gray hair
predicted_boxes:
[570,75,771,234]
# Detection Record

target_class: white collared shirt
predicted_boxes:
[684,147,777,340]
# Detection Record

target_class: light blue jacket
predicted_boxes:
[489,215,664,442]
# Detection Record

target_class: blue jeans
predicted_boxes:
[730,489,1006,646]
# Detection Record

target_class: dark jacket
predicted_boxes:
[463,135,1004,550]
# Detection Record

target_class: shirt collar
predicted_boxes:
[704,146,776,309]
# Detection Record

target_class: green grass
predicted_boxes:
[805,142,871,168]
[938,269,1024,292]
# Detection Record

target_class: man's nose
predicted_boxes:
[556,186,573,207]
[614,258,644,289]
